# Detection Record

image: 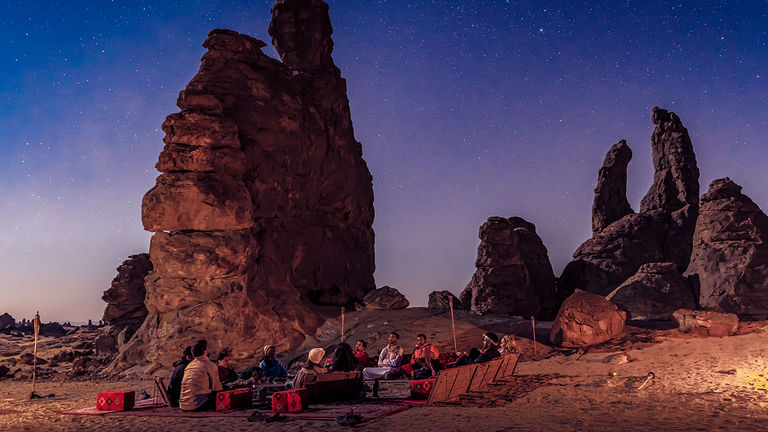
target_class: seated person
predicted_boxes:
[362,332,403,380]
[410,333,440,378]
[179,340,222,411]
[353,340,370,370]
[216,351,237,385]
[167,346,193,408]
[454,332,501,366]
[259,345,287,381]
[293,348,327,388]
[499,334,519,356]
[328,342,358,372]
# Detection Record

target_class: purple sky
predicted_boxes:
[1,1,766,322]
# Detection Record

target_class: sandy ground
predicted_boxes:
[2,321,768,431]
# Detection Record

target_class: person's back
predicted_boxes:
[293,348,327,388]
[179,340,222,411]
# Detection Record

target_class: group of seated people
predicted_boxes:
[166,340,288,411]
[360,330,519,381]
[166,331,520,411]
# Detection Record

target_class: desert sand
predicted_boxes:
[2,317,768,431]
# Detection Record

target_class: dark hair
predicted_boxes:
[329,343,358,372]
[192,340,208,357]
[182,346,193,360]
[217,350,230,362]
[357,339,367,349]
[390,332,399,339]
[417,333,427,339]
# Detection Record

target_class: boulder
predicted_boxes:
[592,140,633,233]
[51,350,75,364]
[672,309,738,337]
[0,313,15,329]
[118,0,375,370]
[428,291,462,310]
[560,107,700,297]
[364,286,409,310]
[607,262,696,320]
[550,290,627,347]
[460,217,557,318]
[685,178,768,319]
[19,353,48,366]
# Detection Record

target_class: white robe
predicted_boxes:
[363,345,403,380]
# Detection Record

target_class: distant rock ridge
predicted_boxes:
[460,216,557,319]
[560,107,700,298]
[117,0,375,370]
[685,178,768,318]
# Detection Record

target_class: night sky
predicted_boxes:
[2,1,766,322]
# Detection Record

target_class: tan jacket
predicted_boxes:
[179,357,222,411]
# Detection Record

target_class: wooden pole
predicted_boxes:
[449,296,458,354]
[531,316,537,357]
[32,311,40,394]
[341,306,345,343]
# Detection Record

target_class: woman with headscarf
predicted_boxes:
[259,345,287,381]
[328,342,358,372]
[293,348,327,388]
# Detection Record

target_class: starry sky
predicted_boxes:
[1,0,766,322]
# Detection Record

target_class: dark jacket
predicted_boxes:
[474,346,501,364]
[218,365,237,384]
[167,358,190,407]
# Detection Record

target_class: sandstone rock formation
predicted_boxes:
[101,254,152,344]
[120,0,375,369]
[550,290,627,347]
[606,262,696,320]
[428,290,462,310]
[0,313,14,330]
[560,107,699,297]
[673,309,738,337]
[460,217,557,319]
[592,140,633,233]
[684,178,768,318]
[363,286,409,310]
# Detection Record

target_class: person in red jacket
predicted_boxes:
[353,340,370,370]
[411,334,440,378]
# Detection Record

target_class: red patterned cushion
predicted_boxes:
[96,391,135,411]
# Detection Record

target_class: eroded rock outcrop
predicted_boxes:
[428,290,462,310]
[363,286,409,310]
[460,217,557,319]
[592,140,633,233]
[685,178,768,318]
[673,309,738,337]
[560,107,699,297]
[606,262,696,320]
[550,290,627,347]
[0,313,14,330]
[120,0,375,369]
[101,254,152,344]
